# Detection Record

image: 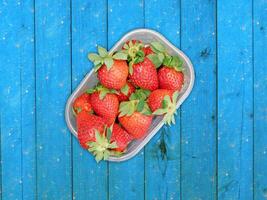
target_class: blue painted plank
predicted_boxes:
[35,0,72,199]
[180,0,217,199]
[0,0,36,199]
[107,1,145,200]
[144,0,181,199]
[19,1,36,199]
[217,0,253,199]
[0,1,22,199]
[71,1,108,199]
[253,0,267,199]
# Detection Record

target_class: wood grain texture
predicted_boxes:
[253,0,267,199]
[217,0,253,199]
[144,0,181,199]
[0,1,23,199]
[181,0,217,199]
[107,1,145,200]
[71,1,108,199]
[0,0,36,199]
[35,0,72,199]
[0,0,265,199]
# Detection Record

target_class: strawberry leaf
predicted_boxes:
[112,52,128,60]
[163,55,184,71]
[120,84,129,95]
[99,90,108,100]
[104,57,114,70]
[130,89,151,101]
[86,88,95,94]
[123,43,129,50]
[87,129,119,163]
[140,103,152,115]
[136,100,145,112]
[94,63,103,72]
[98,46,108,57]
[129,63,133,75]
[107,128,112,141]
[153,108,168,115]
[119,101,136,117]
[151,41,166,53]
[88,53,101,61]
[108,142,118,149]
[103,151,110,160]
[147,54,163,68]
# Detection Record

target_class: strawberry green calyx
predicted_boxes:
[147,42,183,70]
[147,41,167,68]
[153,91,179,125]
[119,99,152,117]
[123,40,144,59]
[123,40,145,74]
[162,55,183,72]
[120,84,129,95]
[88,46,127,71]
[86,85,118,100]
[129,89,151,101]
[87,128,118,163]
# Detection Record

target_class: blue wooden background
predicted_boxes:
[0,0,266,199]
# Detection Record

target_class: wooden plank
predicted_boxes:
[217,0,253,199]
[20,1,36,199]
[0,1,23,199]
[144,1,181,199]
[0,0,36,199]
[180,0,217,199]
[71,1,108,199]
[35,0,72,199]
[107,1,144,200]
[253,0,267,199]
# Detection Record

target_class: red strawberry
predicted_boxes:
[119,112,152,139]
[117,81,136,102]
[86,124,133,162]
[118,100,153,139]
[88,46,128,90]
[72,93,92,114]
[129,57,159,91]
[143,46,153,55]
[76,111,106,149]
[158,67,184,91]
[110,124,133,152]
[98,60,129,90]
[147,89,179,125]
[89,87,119,125]
[147,89,174,112]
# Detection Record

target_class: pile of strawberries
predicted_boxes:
[72,40,184,162]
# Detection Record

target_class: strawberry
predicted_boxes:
[117,81,136,102]
[119,112,152,139]
[87,124,133,162]
[129,57,159,91]
[147,89,174,112]
[76,111,106,149]
[158,67,184,91]
[147,89,179,125]
[122,41,159,91]
[88,86,119,125]
[98,60,129,90]
[110,124,133,152]
[143,46,153,55]
[118,99,152,139]
[88,46,128,90]
[72,93,92,114]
